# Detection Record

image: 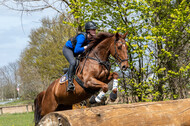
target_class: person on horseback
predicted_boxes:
[63,21,97,92]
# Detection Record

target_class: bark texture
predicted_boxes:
[38,98,190,126]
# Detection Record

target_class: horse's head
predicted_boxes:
[110,32,129,70]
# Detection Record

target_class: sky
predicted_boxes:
[0,4,57,67]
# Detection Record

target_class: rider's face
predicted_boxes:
[87,29,96,36]
[86,29,96,39]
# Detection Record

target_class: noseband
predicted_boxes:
[113,39,128,65]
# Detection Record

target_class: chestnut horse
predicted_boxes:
[34,32,129,125]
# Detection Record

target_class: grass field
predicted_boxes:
[0,112,34,126]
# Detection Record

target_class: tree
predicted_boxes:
[141,0,190,100]
[0,62,19,100]
[18,16,75,99]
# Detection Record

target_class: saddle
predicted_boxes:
[59,58,79,84]
[59,57,99,94]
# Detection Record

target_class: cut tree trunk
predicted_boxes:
[38,98,190,126]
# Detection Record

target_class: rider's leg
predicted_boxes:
[62,45,76,92]
[67,62,76,91]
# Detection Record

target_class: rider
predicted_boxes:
[63,21,97,92]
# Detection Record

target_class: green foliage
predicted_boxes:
[24,16,73,79]
[68,0,190,102]
[18,0,189,102]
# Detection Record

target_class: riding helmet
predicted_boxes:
[85,21,97,30]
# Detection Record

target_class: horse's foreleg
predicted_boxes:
[87,77,108,93]
[107,72,119,102]
[86,77,109,103]
[106,72,119,84]
[91,72,119,104]
[105,72,119,92]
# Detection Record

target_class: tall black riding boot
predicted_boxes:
[67,64,75,92]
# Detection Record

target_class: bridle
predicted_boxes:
[113,38,128,65]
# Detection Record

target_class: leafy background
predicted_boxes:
[0,0,189,102]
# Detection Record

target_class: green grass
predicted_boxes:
[0,112,34,126]
[0,99,34,107]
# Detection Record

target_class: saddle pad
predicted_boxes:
[59,74,99,94]
[60,73,68,83]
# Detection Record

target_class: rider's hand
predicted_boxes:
[84,46,87,50]
[84,45,89,50]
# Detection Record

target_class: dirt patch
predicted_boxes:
[0,104,34,114]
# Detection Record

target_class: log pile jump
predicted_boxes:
[38,98,190,126]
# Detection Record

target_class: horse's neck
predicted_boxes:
[76,37,113,79]
[91,38,113,61]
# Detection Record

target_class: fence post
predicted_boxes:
[26,105,28,113]
[32,104,34,111]
[0,108,3,115]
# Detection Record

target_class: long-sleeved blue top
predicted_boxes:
[65,34,90,54]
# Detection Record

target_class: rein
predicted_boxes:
[87,53,111,71]
[78,51,111,74]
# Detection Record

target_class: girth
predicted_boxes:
[74,75,100,94]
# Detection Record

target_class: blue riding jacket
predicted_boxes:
[65,34,90,54]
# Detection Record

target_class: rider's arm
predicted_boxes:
[74,34,86,54]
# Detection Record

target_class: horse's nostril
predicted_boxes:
[122,65,126,70]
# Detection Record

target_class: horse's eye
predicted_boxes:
[118,46,122,50]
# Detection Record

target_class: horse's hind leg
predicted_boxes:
[40,91,58,117]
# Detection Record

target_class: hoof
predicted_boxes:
[110,92,117,101]
[89,96,97,104]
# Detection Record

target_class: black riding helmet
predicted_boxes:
[85,21,97,30]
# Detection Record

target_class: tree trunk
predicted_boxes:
[38,98,190,126]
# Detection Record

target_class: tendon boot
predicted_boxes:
[67,65,75,92]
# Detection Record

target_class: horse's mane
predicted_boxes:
[86,32,114,52]
[78,32,114,72]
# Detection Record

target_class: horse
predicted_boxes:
[34,32,129,125]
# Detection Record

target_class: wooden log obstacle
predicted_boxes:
[38,98,190,126]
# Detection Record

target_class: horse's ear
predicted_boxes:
[122,32,128,39]
[115,32,120,40]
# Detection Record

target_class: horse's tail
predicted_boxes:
[34,91,45,126]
